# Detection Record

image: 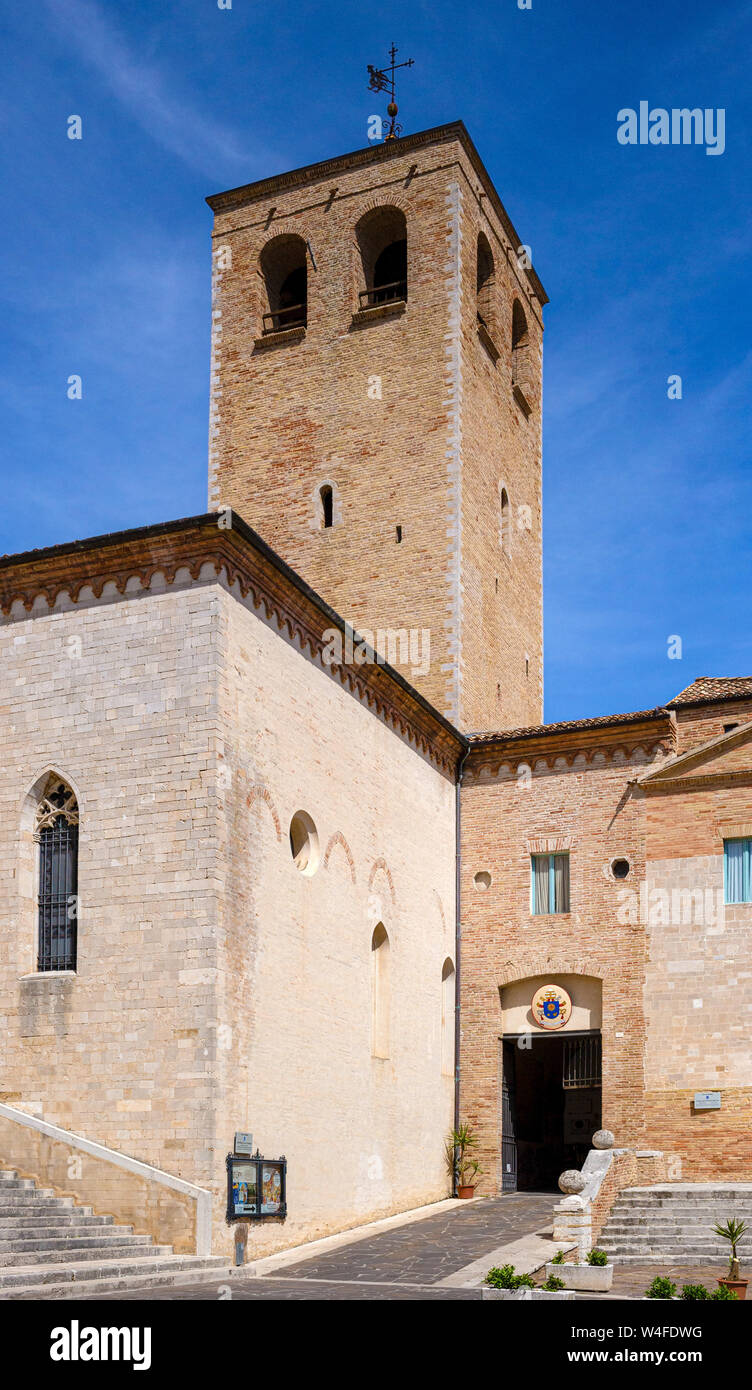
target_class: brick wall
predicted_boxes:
[460,708,752,1191]
[207,127,544,732]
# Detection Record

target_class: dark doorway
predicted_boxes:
[501,1033,601,1192]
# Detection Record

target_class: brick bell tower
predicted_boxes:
[206,121,546,733]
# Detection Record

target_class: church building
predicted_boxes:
[0,122,749,1265]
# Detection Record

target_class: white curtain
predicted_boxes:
[533,855,550,913]
[726,840,746,903]
[553,854,570,912]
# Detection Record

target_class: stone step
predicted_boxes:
[0,1193,71,1208]
[623,1185,752,1193]
[0,1254,230,1293]
[0,1213,113,1229]
[606,1253,733,1265]
[0,1240,172,1268]
[0,1179,36,1191]
[604,1216,751,1228]
[611,1196,752,1207]
[0,1221,120,1239]
[600,1251,733,1262]
[0,1231,144,1255]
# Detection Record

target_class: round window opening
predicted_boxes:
[474,870,492,891]
[611,858,631,880]
[289,811,320,876]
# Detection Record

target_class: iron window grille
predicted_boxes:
[36,781,79,973]
[563,1034,602,1090]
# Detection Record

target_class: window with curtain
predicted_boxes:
[531,853,570,914]
[724,839,752,903]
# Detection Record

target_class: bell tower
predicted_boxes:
[206,121,546,733]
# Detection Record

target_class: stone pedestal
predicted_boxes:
[552,1194,592,1250]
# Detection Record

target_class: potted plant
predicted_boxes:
[713,1216,748,1300]
[545,1246,613,1292]
[445,1122,482,1199]
[482,1263,574,1300]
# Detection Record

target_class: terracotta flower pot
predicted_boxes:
[457,1185,476,1199]
[718,1278,748,1300]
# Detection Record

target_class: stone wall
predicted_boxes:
[0,580,223,1202]
[211,578,457,1256]
[0,560,457,1256]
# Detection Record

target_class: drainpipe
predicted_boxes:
[453,741,471,1190]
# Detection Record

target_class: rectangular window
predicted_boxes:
[724,838,752,904]
[531,853,570,914]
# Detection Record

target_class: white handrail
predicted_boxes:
[0,1102,212,1256]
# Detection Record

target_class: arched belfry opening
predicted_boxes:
[260,234,308,333]
[476,232,495,331]
[356,206,407,309]
[500,974,602,1192]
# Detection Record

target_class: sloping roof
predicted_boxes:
[0,511,466,777]
[667,677,752,708]
[469,708,666,744]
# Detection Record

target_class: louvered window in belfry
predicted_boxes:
[36,781,79,972]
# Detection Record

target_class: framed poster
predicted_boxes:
[229,1158,258,1216]
[226,1153,287,1221]
[260,1162,283,1215]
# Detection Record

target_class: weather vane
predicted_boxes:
[367,43,415,140]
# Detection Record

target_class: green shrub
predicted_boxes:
[710,1284,739,1300]
[542,1274,565,1291]
[484,1264,535,1290]
[551,1249,565,1265]
[680,1284,710,1300]
[586,1249,609,1267]
[645,1276,677,1300]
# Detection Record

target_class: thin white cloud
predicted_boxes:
[42,0,259,179]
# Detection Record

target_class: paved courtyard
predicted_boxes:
[16,1195,743,1301]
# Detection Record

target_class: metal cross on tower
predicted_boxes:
[367,43,415,140]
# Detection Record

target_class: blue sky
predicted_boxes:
[0,0,749,723]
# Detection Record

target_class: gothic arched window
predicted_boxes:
[36,779,79,972]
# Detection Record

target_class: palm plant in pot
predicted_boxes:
[713,1216,748,1299]
[445,1121,482,1198]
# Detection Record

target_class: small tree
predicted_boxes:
[712,1216,747,1280]
[445,1121,482,1190]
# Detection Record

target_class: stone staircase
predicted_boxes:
[599,1184,752,1264]
[0,1168,229,1297]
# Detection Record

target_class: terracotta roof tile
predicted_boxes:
[668,677,752,707]
[469,708,667,744]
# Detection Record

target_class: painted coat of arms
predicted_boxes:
[531,983,572,1030]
